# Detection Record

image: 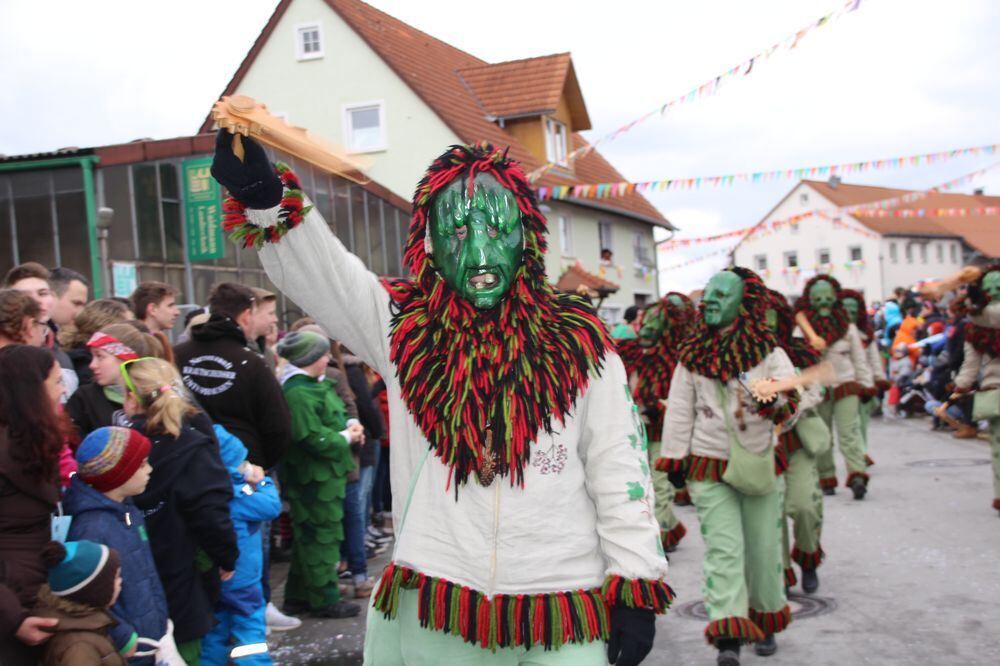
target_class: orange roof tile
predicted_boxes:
[555,263,620,296]
[201,0,669,228]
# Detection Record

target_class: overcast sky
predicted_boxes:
[2,0,998,292]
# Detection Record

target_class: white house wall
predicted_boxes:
[232,0,461,200]
[880,236,964,296]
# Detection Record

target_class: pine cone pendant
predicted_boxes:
[477,427,497,487]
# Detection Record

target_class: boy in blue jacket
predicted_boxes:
[202,425,281,666]
[65,426,169,664]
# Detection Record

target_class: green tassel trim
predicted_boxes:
[791,545,824,569]
[654,457,686,473]
[662,522,687,550]
[688,455,727,482]
[222,163,313,249]
[372,562,613,651]
[601,574,675,613]
[749,605,792,634]
[704,616,766,645]
[783,567,797,588]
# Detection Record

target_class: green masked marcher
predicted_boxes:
[840,289,886,468]
[662,268,798,665]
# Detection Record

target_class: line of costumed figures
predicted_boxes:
[208,129,1000,666]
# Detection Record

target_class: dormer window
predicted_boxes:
[545,118,568,166]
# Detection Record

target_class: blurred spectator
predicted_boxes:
[0,290,44,349]
[59,299,133,386]
[47,268,90,338]
[610,305,640,340]
[130,282,179,337]
[250,288,279,372]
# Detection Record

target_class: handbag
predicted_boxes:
[717,382,776,496]
[794,412,831,457]
[972,388,1000,421]
[132,620,185,666]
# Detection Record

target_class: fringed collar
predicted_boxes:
[796,274,850,346]
[965,321,1000,358]
[840,288,874,346]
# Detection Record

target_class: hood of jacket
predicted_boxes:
[190,315,248,346]
[63,475,131,522]
[131,416,212,509]
[34,585,116,631]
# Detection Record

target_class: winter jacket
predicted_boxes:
[0,428,60,641]
[661,348,797,461]
[34,586,125,666]
[64,476,169,661]
[132,412,238,643]
[66,383,122,439]
[66,346,94,386]
[327,365,359,421]
[250,199,668,610]
[214,425,282,599]
[343,354,385,467]
[955,304,1000,391]
[174,316,291,469]
[821,324,875,389]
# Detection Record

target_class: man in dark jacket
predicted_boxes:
[174,283,291,470]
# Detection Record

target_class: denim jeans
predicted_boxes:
[373,444,391,515]
[359,444,380,531]
[342,479,367,582]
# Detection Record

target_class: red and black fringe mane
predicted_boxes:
[795,274,850,345]
[839,288,874,344]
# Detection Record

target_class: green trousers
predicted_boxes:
[990,421,1000,511]
[816,395,868,487]
[363,588,606,665]
[648,439,685,549]
[177,638,202,666]
[783,449,824,569]
[689,478,789,643]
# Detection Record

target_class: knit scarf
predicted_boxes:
[840,288,874,347]
[965,321,1000,358]
[384,144,611,489]
[795,275,850,346]
[678,268,777,381]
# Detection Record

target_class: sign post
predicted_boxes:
[182,157,225,262]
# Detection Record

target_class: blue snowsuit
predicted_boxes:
[64,474,169,665]
[202,426,281,666]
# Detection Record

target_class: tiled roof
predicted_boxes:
[804,179,1000,257]
[457,53,585,124]
[201,0,669,228]
[555,262,620,296]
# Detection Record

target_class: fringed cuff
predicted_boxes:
[749,605,792,634]
[704,617,766,645]
[864,453,875,467]
[373,562,611,650]
[661,522,687,550]
[791,545,824,569]
[783,567,798,588]
[992,498,1000,511]
[819,476,837,491]
[223,163,311,248]
[756,390,800,426]
[845,471,870,487]
[602,575,675,614]
[688,455,727,482]
[655,457,686,473]
[674,487,692,504]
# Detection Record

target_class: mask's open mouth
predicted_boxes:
[468,272,499,290]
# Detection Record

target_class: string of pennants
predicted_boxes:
[527,0,865,182]
[853,206,1000,218]
[536,144,998,202]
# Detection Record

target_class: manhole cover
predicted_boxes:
[674,592,836,622]
[906,459,990,468]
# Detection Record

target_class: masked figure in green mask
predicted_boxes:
[619,292,695,553]
[795,275,875,500]
[839,289,887,467]
[765,289,831,595]
[212,136,672,665]
[952,265,1000,516]
[661,268,798,664]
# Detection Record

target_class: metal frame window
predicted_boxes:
[295,23,324,61]
[343,102,387,153]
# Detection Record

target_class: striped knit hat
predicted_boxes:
[76,426,151,492]
[42,540,121,608]
[276,330,329,368]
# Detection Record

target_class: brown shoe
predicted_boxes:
[953,424,978,439]
[353,578,375,598]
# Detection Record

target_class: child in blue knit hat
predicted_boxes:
[201,425,281,666]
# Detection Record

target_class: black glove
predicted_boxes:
[667,469,687,490]
[607,606,655,666]
[210,128,283,209]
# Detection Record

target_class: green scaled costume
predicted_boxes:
[280,371,357,610]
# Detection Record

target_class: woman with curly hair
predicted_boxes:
[0,289,45,348]
[0,345,67,664]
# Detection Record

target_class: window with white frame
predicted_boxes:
[951,243,958,263]
[905,243,913,262]
[849,246,863,262]
[598,221,613,254]
[817,248,831,265]
[545,118,569,166]
[799,192,809,206]
[754,254,767,271]
[296,24,323,60]
[343,103,386,153]
[784,251,798,268]
[633,233,654,267]
[919,244,927,263]
[936,242,943,263]
[559,215,573,256]
[889,242,897,263]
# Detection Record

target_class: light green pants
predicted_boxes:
[990,421,1000,510]
[784,449,824,568]
[363,588,607,665]
[648,438,685,549]
[816,395,868,487]
[859,397,878,464]
[688,478,788,639]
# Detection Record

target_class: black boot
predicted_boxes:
[850,477,867,500]
[801,566,819,594]
[311,600,361,618]
[822,486,835,496]
[716,639,740,666]
[754,633,778,656]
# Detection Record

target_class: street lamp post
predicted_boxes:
[96,207,113,297]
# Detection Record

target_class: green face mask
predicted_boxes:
[428,174,524,310]
[703,271,744,328]
[638,305,665,347]
[667,294,685,310]
[765,308,778,332]
[842,297,859,322]
[809,280,837,318]
[983,271,1000,303]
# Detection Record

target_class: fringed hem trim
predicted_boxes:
[674,488,692,504]
[602,575,675,614]
[703,616,766,645]
[372,562,612,650]
[819,476,838,490]
[749,605,792,634]
[864,453,875,467]
[655,457,686,473]
[791,545,824,569]
[688,455,727,482]
[662,522,687,549]
[845,471,870,487]
[222,163,311,248]
[993,498,1000,511]
[783,567,798,588]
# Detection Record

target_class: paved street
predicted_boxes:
[268,416,1000,665]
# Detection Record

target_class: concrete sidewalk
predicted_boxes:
[267,417,1000,664]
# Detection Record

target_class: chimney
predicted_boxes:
[828,175,841,188]
[974,187,985,196]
